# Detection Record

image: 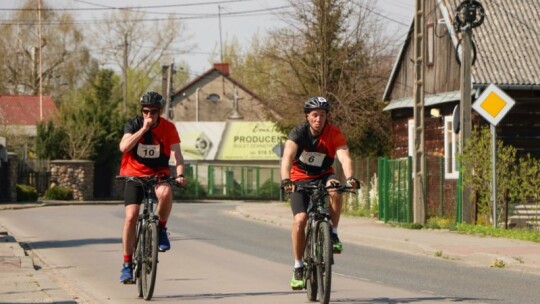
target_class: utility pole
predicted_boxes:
[454,0,485,224]
[123,32,129,115]
[412,0,426,224]
[460,26,473,224]
[218,5,224,63]
[164,63,175,120]
[38,0,43,121]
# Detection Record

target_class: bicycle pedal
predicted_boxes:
[291,286,303,291]
[122,280,135,285]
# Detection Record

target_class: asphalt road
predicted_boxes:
[1,202,539,303]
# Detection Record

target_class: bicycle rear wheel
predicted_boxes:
[141,221,159,300]
[304,226,317,301]
[316,221,332,304]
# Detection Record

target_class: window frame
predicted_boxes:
[408,119,414,157]
[426,23,435,67]
[444,116,459,179]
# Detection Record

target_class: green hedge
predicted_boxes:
[44,186,73,200]
[16,184,38,202]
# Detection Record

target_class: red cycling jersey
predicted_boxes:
[119,116,180,177]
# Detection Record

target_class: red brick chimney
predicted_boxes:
[213,63,230,76]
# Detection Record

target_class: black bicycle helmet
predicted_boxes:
[140,91,164,108]
[304,96,330,113]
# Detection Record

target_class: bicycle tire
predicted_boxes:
[135,220,144,298]
[316,221,332,304]
[305,225,317,301]
[141,221,159,300]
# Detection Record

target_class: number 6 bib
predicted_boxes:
[299,151,326,167]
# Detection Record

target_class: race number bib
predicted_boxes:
[137,144,160,159]
[299,151,326,167]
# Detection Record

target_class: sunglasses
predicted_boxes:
[142,109,159,115]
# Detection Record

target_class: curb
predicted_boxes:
[234,203,540,275]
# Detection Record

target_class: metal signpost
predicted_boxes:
[472,84,515,228]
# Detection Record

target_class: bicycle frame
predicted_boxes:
[296,180,354,304]
[135,176,160,264]
[117,175,177,300]
[134,178,159,294]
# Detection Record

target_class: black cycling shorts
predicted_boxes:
[290,174,340,215]
[124,181,144,205]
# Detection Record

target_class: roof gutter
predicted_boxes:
[474,84,540,91]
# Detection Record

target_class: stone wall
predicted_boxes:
[50,160,94,201]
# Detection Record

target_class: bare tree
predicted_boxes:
[88,8,194,112]
[224,0,397,155]
[0,0,97,103]
[273,0,396,155]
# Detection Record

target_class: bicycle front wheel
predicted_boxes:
[134,220,144,298]
[316,221,332,304]
[304,226,317,301]
[141,221,159,300]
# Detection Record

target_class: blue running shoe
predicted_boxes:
[120,263,133,284]
[159,227,170,252]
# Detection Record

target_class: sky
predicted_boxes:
[0,0,414,78]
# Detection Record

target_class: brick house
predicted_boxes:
[381,0,540,219]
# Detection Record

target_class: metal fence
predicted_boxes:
[377,156,462,224]
[17,159,50,195]
[177,164,281,200]
[177,158,381,201]
[378,156,412,223]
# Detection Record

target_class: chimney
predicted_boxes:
[213,63,229,76]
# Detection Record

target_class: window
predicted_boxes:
[444,116,459,179]
[426,23,434,66]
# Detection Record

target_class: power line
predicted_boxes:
[0,6,291,25]
[357,2,409,27]
[0,0,258,11]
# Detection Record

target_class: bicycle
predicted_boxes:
[116,175,179,301]
[295,180,355,304]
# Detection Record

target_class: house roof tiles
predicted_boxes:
[0,95,58,126]
[446,0,540,86]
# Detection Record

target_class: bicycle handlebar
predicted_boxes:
[294,183,357,194]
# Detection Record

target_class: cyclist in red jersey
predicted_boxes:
[280,96,360,290]
[118,91,187,283]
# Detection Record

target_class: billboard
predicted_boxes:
[175,121,286,161]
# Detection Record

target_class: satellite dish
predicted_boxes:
[452,105,460,134]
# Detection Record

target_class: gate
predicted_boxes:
[378,156,412,223]
[0,161,8,201]
[17,159,50,195]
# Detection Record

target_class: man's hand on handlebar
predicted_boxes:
[346,177,360,189]
[175,175,187,187]
[281,178,294,193]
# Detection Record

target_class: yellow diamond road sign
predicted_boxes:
[472,84,515,126]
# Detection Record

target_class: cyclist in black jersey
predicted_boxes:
[281,96,359,290]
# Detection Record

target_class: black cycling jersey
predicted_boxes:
[288,122,335,176]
